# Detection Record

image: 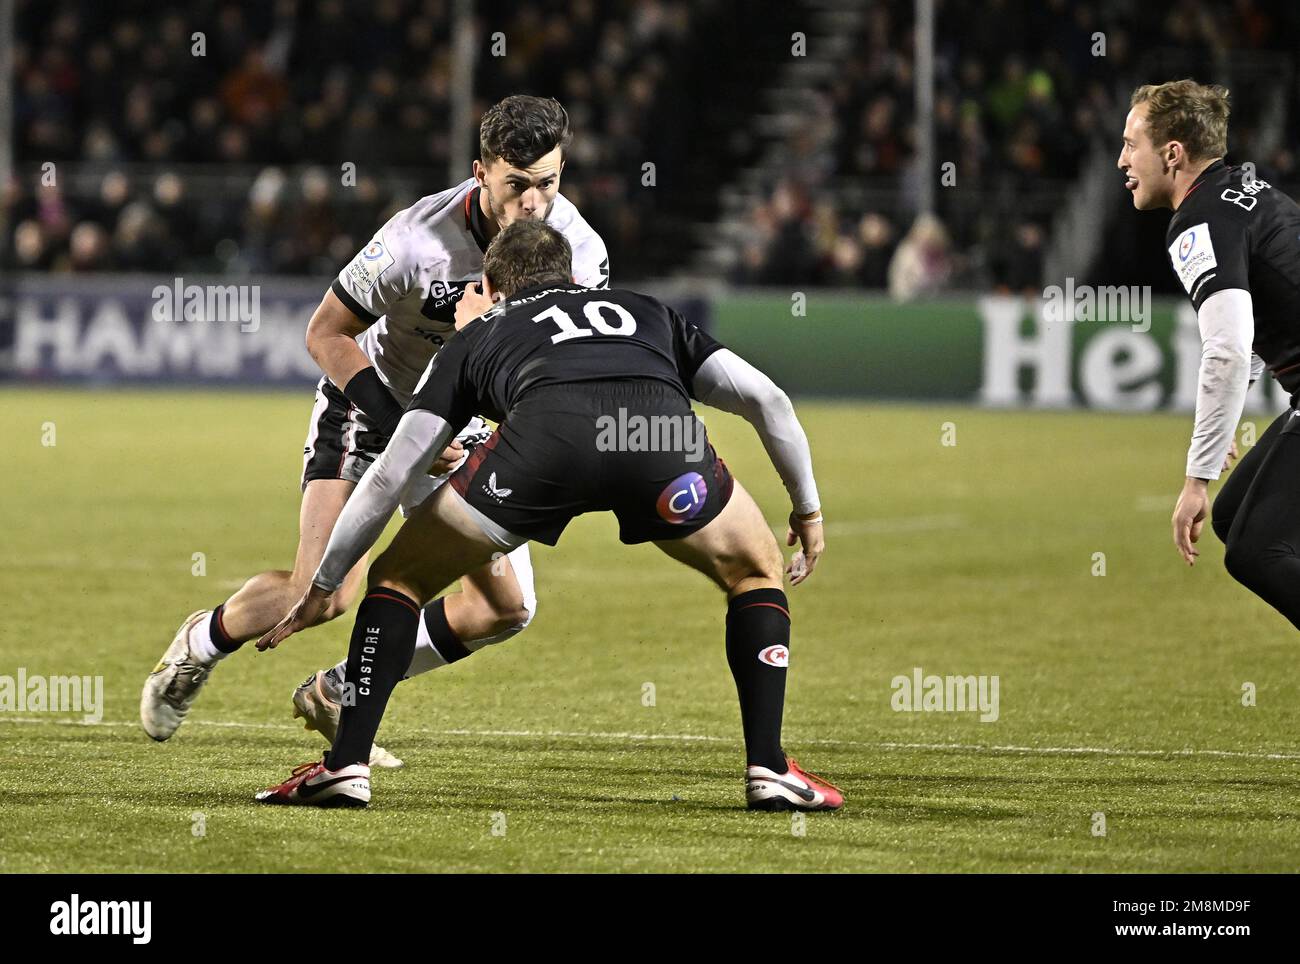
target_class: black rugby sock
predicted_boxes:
[725,588,790,773]
[210,603,243,654]
[418,597,471,665]
[326,588,420,770]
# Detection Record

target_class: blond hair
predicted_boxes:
[1131,79,1230,161]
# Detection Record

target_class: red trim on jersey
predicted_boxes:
[450,430,503,497]
[464,189,474,228]
[1181,180,1208,204]
[1273,360,1300,376]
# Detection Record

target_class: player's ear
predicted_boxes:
[472,159,487,185]
[482,274,500,301]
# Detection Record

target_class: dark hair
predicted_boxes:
[482,220,573,299]
[479,95,572,168]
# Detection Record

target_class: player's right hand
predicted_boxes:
[454,281,497,330]
[427,439,465,476]
[1172,478,1209,566]
[258,584,332,651]
[786,510,824,586]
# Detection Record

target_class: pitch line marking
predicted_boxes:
[2,716,1298,761]
[769,514,967,536]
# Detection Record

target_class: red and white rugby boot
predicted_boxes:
[746,755,844,811]
[255,759,371,808]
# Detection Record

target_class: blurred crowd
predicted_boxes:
[7,0,1300,289]
[732,0,1300,294]
[7,0,698,277]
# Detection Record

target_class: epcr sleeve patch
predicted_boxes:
[1168,222,1218,294]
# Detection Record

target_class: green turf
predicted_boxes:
[2,388,1298,872]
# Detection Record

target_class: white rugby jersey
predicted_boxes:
[331,177,609,405]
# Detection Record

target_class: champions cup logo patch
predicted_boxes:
[1168,222,1217,294]
[758,645,789,667]
[347,237,395,292]
[656,472,708,524]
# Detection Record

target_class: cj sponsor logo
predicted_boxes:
[890,666,1000,723]
[50,895,151,944]
[656,472,708,524]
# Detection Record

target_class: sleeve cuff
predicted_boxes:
[331,278,380,324]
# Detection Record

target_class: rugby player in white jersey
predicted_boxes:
[141,96,609,765]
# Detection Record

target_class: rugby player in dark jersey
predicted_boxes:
[252,219,842,811]
[1119,79,1300,626]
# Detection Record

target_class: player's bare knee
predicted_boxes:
[467,597,536,649]
[753,537,785,585]
[481,590,534,636]
[724,558,782,595]
[367,572,424,605]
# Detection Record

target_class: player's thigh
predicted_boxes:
[654,479,783,594]
[1224,420,1300,555]
[1213,409,1287,540]
[458,546,532,617]
[370,485,501,603]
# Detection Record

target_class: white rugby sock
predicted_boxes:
[404,613,451,677]
[188,613,226,664]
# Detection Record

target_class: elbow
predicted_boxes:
[304,317,327,365]
[304,318,320,360]
[1201,344,1252,371]
[761,383,795,419]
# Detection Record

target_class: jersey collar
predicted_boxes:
[1180,158,1226,206]
[505,280,587,301]
[465,186,493,253]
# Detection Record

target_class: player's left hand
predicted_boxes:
[257,584,333,651]
[1222,436,1240,472]
[454,282,497,331]
[1172,478,1210,566]
[427,439,465,476]
[786,510,824,586]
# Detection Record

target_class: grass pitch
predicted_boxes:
[2,389,1298,873]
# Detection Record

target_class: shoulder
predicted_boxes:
[548,193,609,285]
[1166,169,1255,268]
[1169,165,1258,240]
[380,179,477,262]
